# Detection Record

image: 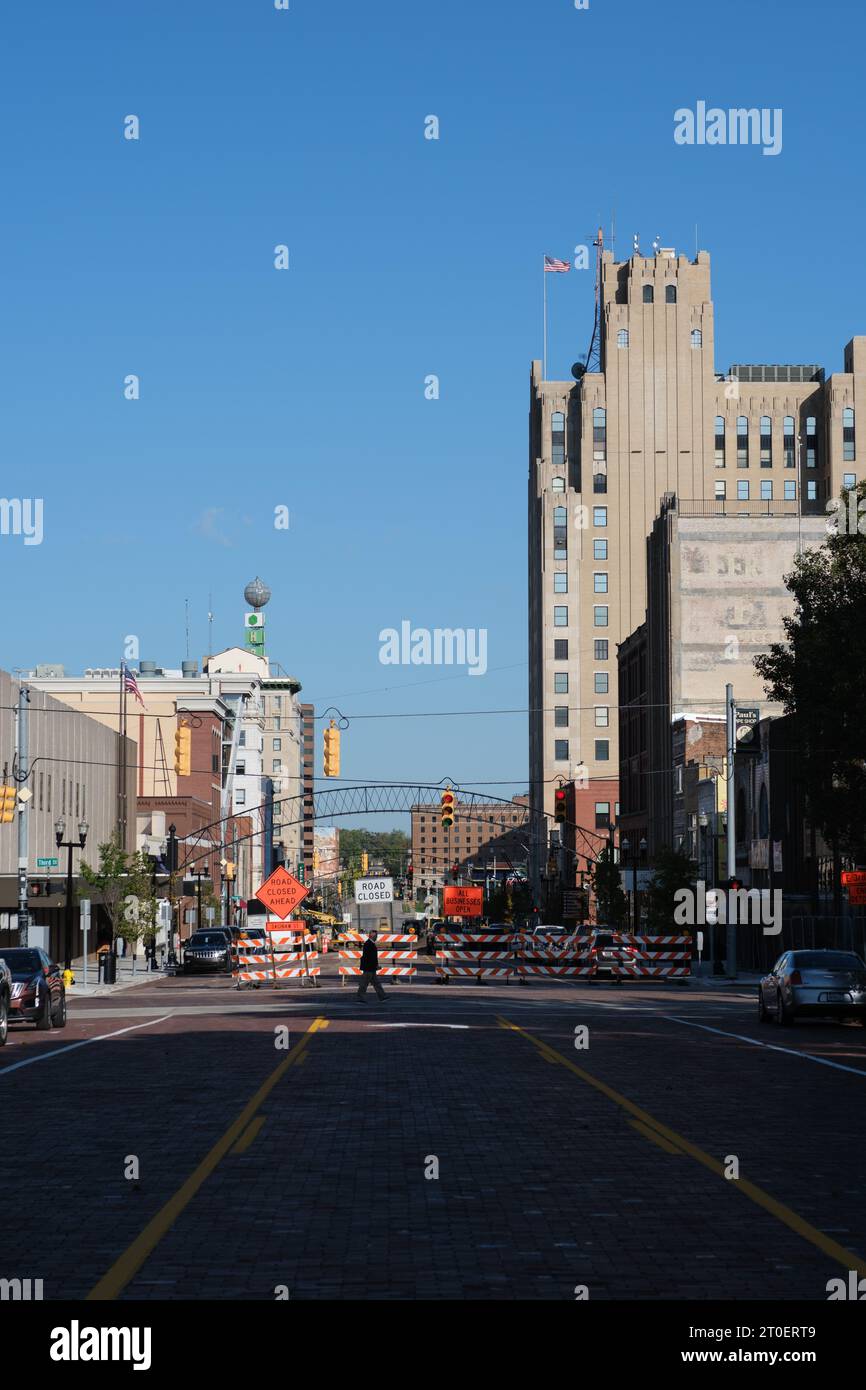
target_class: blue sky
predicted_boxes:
[0,0,862,825]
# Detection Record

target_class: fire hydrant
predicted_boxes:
[62,968,75,989]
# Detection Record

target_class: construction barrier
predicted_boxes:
[231,922,320,987]
[231,933,273,986]
[435,932,521,983]
[338,933,417,985]
[607,933,693,979]
[514,932,596,981]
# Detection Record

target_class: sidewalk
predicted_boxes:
[64,953,165,999]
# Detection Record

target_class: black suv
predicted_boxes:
[183,931,233,974]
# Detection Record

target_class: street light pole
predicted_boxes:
[55,817,88,971]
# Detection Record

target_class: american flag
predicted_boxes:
[122,663,145,708]
[544,255,570,273]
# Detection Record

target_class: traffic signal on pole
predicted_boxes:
[0,784,16,823]
[174,724,192,777]
[440,790,455,829]
[224,860,235,882]
[554,787,567,823]
[361,850,369,874]
[323,719,341,777]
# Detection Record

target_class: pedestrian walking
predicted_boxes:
[356,929,387,1002]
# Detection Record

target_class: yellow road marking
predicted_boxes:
[497,1016,866,1278]
[87,1017,327,1301]
[232,1115,266,1154]
[628,1118,683,1155]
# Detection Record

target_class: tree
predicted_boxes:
[754,482,866,864]
[80,835,138,947]
[643,847,696,933]
[589,845,628,926]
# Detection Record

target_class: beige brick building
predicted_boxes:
[529,243,865,884]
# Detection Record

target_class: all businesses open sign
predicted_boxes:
[442,886,483,918]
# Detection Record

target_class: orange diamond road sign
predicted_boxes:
[442,886,484,918]
[254,866,310,920]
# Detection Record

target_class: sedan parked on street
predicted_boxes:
[3,948,67,1030]
[182,931,233,975]
[759,949,866,1025]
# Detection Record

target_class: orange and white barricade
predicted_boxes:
[232,933,274,987]
[435,932,520,983]
[514,932,597,981]
[268,923,320,987]
[338,933,417,985]
[608,933,693,979]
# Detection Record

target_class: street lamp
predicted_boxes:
[620,835,648,928]
[55,816,88,970]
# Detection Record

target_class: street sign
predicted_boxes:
[735,707,760,753]
[442,886,483,918]
[36,857,58,868]
[255,865,310,919]
[841,871,866,886]
[354,876,394,904]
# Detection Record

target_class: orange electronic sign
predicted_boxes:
[254,865,310,920]
[442,886,484,918]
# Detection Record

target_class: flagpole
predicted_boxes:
[543,257,548,380]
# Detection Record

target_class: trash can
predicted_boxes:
[100,953,117,985]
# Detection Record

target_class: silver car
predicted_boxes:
[758,949,866,1025]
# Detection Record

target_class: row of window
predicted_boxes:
[553,604,609,627]
[715,411,855,468]
[555,739,609,762]
[552,569,609,595]
[617,328,701,348]
[714,474,856,501]
[554,706,609,727]
[32,772,86,818]
[552,639,608,661]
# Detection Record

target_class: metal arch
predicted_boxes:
[275,782,538,830]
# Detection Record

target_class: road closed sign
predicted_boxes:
[442,886,484,918]
[354,876,394,904]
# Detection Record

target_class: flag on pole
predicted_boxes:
[544,255,570,272]
[122,663,145,708]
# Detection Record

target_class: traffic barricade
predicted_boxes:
[435,932,520,983]
[338,933,417,985]
[232,933,274,987]
[514,932,597,981]
[268,923,320,987]
[608,933,693,980]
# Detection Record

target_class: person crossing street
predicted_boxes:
[357,928,387,1002]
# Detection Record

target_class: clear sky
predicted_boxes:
[1,0,862,823]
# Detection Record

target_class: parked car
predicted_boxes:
[759,949,866,1025]
[182,931,233,974]
[0,956,10,1045]
[3,948,66,1029]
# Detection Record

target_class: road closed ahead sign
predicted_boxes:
[254,866,310,920]
[442,886,484,918]
[354,876,394,904]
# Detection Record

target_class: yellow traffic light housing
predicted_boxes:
[174,723,192,777]
[360,850,369,874]
[440,790,455,829]
[323,719,341,778]
[0,784,16,823]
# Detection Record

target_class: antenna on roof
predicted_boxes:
[208,592,214,655]
[632,233,640,255]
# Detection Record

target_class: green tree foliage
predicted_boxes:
[338,829,410,874]
[643,847,696,933]
[589,844,628,926]
[754,482,866,861]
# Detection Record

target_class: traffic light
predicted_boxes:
[174,723,192,777]
[725,877,744,892]
[440,790,455,829]
[361,850,369,874]
[0,784,16,823]
[554,788,567,824]
[323,719,341,777]
[224,860,235,882]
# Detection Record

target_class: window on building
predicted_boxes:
[665,284,677,304]
[784,480,797,500]
[554,639,568,659]
[551,411,566,466]
[593,605,608,627]
[691,329,702,348]
[761,480,773,500]
[554,605,568,626]
[760,415,772,467]
[273,738,281,751]
[595,801,611,828]
[554,571,568,593]
[236,761,246,776]
[593,506,607,527]
[593,470,607,493]
[273,760,282,773]
[554,706,569,728]
[594,672,609,694]
[552,475,565,492]
[595,707,609,727]
[715,415,725,468]
[593,538,608,560]
[47,774,51,813]
[843,407,856,461]
[617,329,629,348]
[714,480,726,501]
[595,740,610,761]
[843,472,857,488]
[806,415,817,467]
[236,789,246,806]
[554,673,569,694]
[807,480,817,500]
[594,640,609,660]
[62,779,66,815]
[553,505,567,526]
[239,730,246,746]
[783,416,795,468]
[554,740,569,762]
[273,717,281,731]
[38,770,43,811]
[593,572,608,593]
[737,416,748,468]
[642,284,654,303]
[737,480,750,500]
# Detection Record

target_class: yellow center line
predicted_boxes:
[628,1118,684,1155]
[497,1015,866,1279]
[87,1016,327,1301]
[232,1114,266,1154]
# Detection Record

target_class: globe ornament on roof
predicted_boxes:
[244,577,271,610]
